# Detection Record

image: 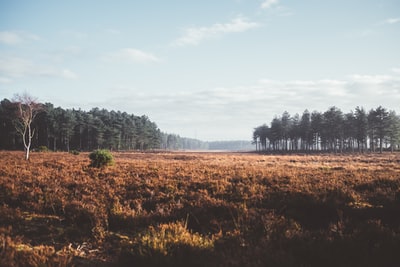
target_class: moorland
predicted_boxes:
[1,151,400,266]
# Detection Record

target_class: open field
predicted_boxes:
[1,151,400,266]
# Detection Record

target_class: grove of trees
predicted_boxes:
[159,134,255,151]
[0,98,162,152]
[253,106,400,153]
[3,96,397,154]
[160,133,209,150]
[0,96,253,152]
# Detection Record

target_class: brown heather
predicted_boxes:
[1,151,400,266]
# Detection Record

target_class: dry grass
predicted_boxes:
[1,151,400,266]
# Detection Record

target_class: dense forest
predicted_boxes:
[160,134,208,150]
[3,97,398,153]
[0,97,252,152]
[0,98,162,151]
[161,134,254,151]
[253,106,400,153]
[0,97,257,152]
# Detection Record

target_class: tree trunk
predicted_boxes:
[25,147,30,160]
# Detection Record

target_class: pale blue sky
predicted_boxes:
[1,0,399,140]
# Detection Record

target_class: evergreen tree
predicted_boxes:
[354,107,368,152]
[253,106,400,153]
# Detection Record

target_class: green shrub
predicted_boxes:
[37,146,50,152]
[89,149,114,168]
[70,150,80,155]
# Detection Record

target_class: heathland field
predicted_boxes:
[1,151,400,266]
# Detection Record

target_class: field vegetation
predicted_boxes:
[1,151,400,266]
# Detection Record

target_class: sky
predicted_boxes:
[0,0,399,141]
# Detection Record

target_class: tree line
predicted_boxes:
[160,134,209,150]
[253,106,400,153]
[0,98,162,152]
[0,95,253,153]
[160,134,255,151]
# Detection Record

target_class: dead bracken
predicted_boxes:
[1,151,400,266]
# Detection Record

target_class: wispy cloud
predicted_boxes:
[105,28,121,35]
[392,67,400,74]
[0,31,40,45]
[352,16,400,38]
[61,30,88,40]
[94,70,400,140]
[173,16,259,46]
[61,69,78,79]
[349,74,394,84]
[0,76,12,84]
[109,48,160,63]
[261,0,279,9]
[43,45,84,63]
[0,56,78,81]
[383,17,400,24]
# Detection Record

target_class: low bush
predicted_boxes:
[89,149,114,168]
[37,146,50,152]
[70,150,80,155]
[118,221,215,266]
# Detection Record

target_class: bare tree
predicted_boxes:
[12,93,43,160]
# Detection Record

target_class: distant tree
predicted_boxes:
[343,111,356,151]
[72,109,85,151]
[0,98,163,152]
[12,93,43,160]
[354,107,368,152]
[299,110,312,151]
[167,134,179,150]
[253,105,400,153]
[47,107,63,151]
[0,99,18,149]
[281,111,291,151]
[310,111,324,150]
[289,113,300,151]
[375,106,390,153]
[254,124,269,151]
[323,107,344,152]
[61,109,76,152]
[270,117,283,150]
[368,109,378,152]
[387,111,400,152]
[34,103,52,149]
[369,106,390,153]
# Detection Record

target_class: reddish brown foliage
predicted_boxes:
[1,151,400,266]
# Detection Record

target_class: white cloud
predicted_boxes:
[105,28,121,35]
[391,67,400,74]
[61,30,88,40]
[173,16,259,46]
[261,0,279,9]
[0,31,22,45]
[0,76,12,84]
[44,46,83,63]
[349,74,395,84]
[62,45,82,55]
[61,69,78,79]
[0,56,78,80]
[96,70,399,140]
[0,31,40,45]
[110,48,160,63]
[383,17,400,24]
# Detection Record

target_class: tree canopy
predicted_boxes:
[0,97,253,152]
[253,106,400,153]
[0,99,161,151]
